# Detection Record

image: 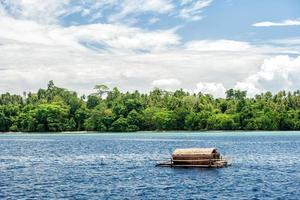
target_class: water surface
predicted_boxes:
[1,131,300,199]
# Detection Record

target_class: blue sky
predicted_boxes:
[0,0,300,96]
[179,0,300,41]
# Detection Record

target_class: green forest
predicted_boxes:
[1,81,300,132]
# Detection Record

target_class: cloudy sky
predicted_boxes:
[0,0,300,97]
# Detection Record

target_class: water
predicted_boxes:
[0,131,300,199]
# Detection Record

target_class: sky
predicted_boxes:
[0,0,300,97]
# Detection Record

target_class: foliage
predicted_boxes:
[1,81,300,132]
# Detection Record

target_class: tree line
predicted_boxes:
[1,81,300,132]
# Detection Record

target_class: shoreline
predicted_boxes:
[1,130,300,134]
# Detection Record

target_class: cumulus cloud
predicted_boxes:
[152,78,182,89]
[194,82,226,97]
[0,0,299,97]
[63,24,180,52]
[253,19,300,27]
[0,37,264,95]
[0,11,292,96]
[185,40,251,51]
[0,16,180,52]
[235,55,300,96]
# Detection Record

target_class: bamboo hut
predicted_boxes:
[172,148,220,165]
[156,148,229,168]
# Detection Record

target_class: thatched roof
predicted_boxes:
[172,148,217,156]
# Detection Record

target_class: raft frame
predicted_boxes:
[156,158,230,168]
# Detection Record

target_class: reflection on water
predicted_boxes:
[0,132,300,199]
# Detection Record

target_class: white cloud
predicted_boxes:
[1,12,296,97]
[0,16,180,52]
[253,19,300,27]
[270,38,300,46]
[0,37,264,95]
[1,0,213,26]
[108,0,174,23]
[0,0,300,97]
[0,0,175,25]
[0,0,70,24]
[152,78,182,89]
[62,24,180,52]
[194,82,226,97]
[148,17,160,24]
[234,82,260,97]
[178,0,213,21]
[235,55,300,96]
[185,40,250,51]
[103,0,214,23]
[186,39,300,55]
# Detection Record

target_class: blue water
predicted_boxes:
[1,131,300,199]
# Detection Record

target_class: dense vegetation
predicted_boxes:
[1,81,300,132]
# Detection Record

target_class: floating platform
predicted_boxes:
[156,148,231,168]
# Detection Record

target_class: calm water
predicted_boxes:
[0,131,300,200]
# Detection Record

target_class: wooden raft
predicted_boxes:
[156,148,230,168]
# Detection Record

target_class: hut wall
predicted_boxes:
[171,148,221,165]
[172,154,214,160]
[172,160,212,165]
